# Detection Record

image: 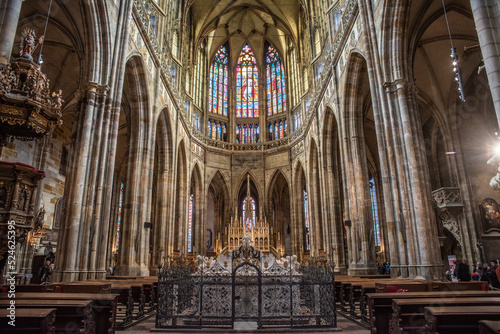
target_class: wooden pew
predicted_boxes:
[375,281,430,293]
[390,297,500,334]
[350,279,422,319]
[367,290,500,334]
[479,320,500,334]
[424,305,500,334]
[0,284,51,293]
[0,308,56,334]
[2,293,118,334]
[429,281,488,291]
[59,283,112,294]
[0,299,95,334]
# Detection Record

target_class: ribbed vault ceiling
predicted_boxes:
[187,0,302,64]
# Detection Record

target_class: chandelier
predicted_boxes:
[0,26,63,146]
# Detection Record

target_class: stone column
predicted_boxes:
[470,0,500,125]
[0,0,22,65]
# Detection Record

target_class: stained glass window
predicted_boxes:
[209,45,229,116]
[236,44,259,118]
[279,121,284,138]
[194,46,206,107]
[266,44,286,115]
[303,190,310,250]
[188,194,194,252]
[315,29,321,57]
[369,178,381,247]
[289,48,301,107]
[242,196,256,228]
[116,183,124,252]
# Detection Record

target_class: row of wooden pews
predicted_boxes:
[0,275,158,333]
[362,279,500,334]
[63,276,158,330]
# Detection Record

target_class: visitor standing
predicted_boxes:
[455,258,471,281]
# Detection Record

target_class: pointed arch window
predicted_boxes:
[303,190,310,250]
[209,44,229,116]
[242,196,256,228]
[236,44,259,118]
[289,47,301,107]
[266,44,286,116]
[194,46,206,107]
[116,183,124,252]
[369,178,381,247]
[188,194,194,252]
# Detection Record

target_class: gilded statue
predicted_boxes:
[19,28,44,61]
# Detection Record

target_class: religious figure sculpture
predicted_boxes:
[19,28,44,61]
[33,205,46,233]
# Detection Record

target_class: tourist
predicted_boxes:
[486,259,500,289]
[454,258,471,281]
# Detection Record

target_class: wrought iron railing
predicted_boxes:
[156,242,336,329]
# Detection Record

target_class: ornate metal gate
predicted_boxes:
[156,239,336,329]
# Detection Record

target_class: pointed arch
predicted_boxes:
[150,107,174,272]
[174,140,188,254]
[308,139,324,253]
[236,43,259,117]
[189,163,203,253]
[207,171,230,251]
[267,169,291,255]
[265,42,286,116]
[236,171,260,224]
[209,42,230,116]
[293,161,307,257]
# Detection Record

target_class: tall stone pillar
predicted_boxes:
[0,0,22,65]
[470,0,500,124]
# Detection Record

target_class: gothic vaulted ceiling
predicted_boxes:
[187,0,302,63]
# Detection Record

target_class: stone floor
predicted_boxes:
[124,314,369,333]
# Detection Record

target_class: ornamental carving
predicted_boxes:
[431,187,463,209]
[0,28,63,145]
[0,161,45,255]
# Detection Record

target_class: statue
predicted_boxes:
[52,89,64,110]
[19,28,44,61]
[34,205,45,233]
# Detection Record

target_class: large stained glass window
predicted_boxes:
[209,45,229,116]
[303,190,310,250]
[266,44,286,116]
[116,183,124,252]
[188,194,194,252]
[236,44,259,118]
[369,178,381,247]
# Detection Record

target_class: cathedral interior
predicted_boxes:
[1,0,500,310]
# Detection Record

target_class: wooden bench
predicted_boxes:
[479,320,500,334]
[349,279,421,319]
[59,283,112,294]
[375,281,430,293]
[429,281,488,291]
[2,293,118,334]
[0,299,95,334]
[424,305,500,334]
[0,284,50,293]
[0,308,56,334]
[367,290,500,334]
[390,297,500,334]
